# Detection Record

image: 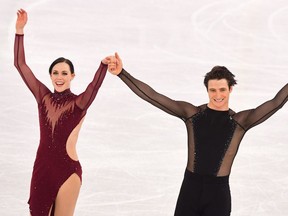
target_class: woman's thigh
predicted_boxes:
[53,173,81,216]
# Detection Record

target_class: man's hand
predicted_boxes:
[108,52,123,75]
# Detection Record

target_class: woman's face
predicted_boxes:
[50,62,75,92]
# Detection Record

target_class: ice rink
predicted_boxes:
[0,0,287,215]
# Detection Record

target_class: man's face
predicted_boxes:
[207,79,232,111]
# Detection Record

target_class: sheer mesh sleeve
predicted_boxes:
[118,69,197,120]
[234,83,288,131]
[14,34,50,103]
[76,62,107,111]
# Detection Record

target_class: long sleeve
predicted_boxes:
[76,62,107,110]
[235,83,288,131]
[14,34,50,103]
[118,69,197,120]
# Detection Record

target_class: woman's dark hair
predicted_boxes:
[204,66,237,90]
[49,57,74,75]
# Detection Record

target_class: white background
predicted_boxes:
[0,0,287,215]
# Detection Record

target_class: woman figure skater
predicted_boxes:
[107,53,288,216]
[14,9,113,216]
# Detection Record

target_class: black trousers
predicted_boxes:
[174,169,231,216]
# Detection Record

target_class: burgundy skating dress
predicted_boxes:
[14,34,107,215]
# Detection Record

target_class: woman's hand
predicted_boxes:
[16,9,28,34]
[102,56,114,65]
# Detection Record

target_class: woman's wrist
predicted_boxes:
[16,28,24,35]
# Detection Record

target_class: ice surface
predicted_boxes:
[0,0,287,215]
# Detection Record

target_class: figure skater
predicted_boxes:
[107,52,287,216]
[14,9,113,216]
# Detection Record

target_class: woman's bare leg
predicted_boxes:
[53,173,81,216]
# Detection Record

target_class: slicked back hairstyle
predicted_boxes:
[204,66,237,90]
[49,57,74,75]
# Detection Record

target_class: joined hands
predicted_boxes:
[102,52,123,75]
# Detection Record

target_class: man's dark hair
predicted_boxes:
[204,66,237,90]
[49,57,74,75]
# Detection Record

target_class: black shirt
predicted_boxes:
[118,69,288,176]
